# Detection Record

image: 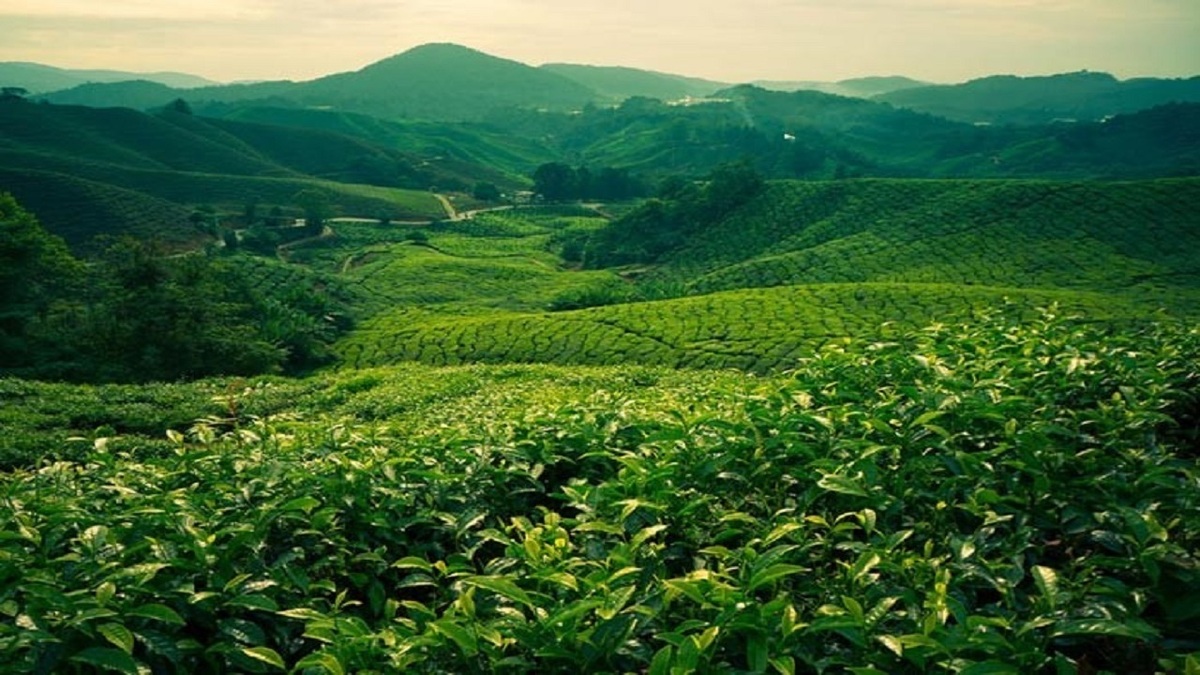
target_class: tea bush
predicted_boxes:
[2,310,1197,672]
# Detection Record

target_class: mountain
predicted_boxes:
[203,104,554,178]
[39,44,600,122]
[875,71,1200,125]
[754,76,928,98]
[0,62,218,94]
[540,63,729,102]
[38,80,209,112]
[288,43,597,120]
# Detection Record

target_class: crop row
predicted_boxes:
[0,167,199,253]
[650,178,1200,295]
[335,283,1165,372]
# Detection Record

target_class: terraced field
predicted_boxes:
[336,283,1181,372]
[291,212,618,317]
[289,178,1200,373]
[648,178,1200,296]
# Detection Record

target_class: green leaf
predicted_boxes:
[279,496,321,513]
[876,634,903,657]
[1031,565,1058,609]
[1051,618,1158,640]
[665,579,709,606]
[763,522,804,545]
[430,618,478,656]
[97,622,135,655]
[295,651,345,675]
[959,661,1021,675]
[240,646,286,670]
[127,603,185,626]
[851,551,882,583]
[276,607,328,622]
[747,631,768,672]
[648,645,674,675]
[463,575,535,608]
[391,556,433,572]
[748,564,807,592]
[817,473,869,497]
[226,594,279,612]
[693,625,720,652]
[95,581,116,606]
[769,655,796,675]
[69,647,140,674]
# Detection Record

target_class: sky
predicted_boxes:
[1,0,1197,84]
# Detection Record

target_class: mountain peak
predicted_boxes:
[298,43,597,120]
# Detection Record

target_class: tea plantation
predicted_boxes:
[2,176,1199,673]
[2,312,1198,672]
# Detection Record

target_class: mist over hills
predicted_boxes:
[0,62,219,94]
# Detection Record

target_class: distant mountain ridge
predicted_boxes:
[753,76,928,98]
[876,71,1200,124]
[26,44,1200,129]
[0,62,219,93]
[539,63,729,102]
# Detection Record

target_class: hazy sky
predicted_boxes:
[2,0,1197,84]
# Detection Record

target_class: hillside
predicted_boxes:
[0,61,217,94]
[480,86,1200,180]
[0,98,449,247]
[229,179,1200,373]
[205,105,554,179]
[291,44,598,121]
[876,71,1200,125]
[0,168,200,252]
[540,63,729,102]
[632,178,1200,295]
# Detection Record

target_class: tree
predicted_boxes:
[532,163,578,202]
[167,98,193,115]
[702,159,764,218]
[293,189,332,235]
[472,181,502,202]
[0,193,83,370]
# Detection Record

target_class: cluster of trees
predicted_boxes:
[1,193,347,382]
[581,161,765,267]
[532,163,646,202]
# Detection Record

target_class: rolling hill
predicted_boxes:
[254,178,1200,373]
[0,98,449,249]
